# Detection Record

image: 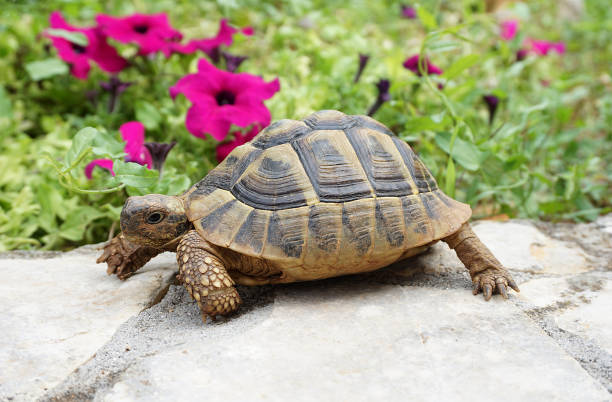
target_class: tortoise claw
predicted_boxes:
[483,283,493,301]
[497,283,509,299]
[471,268,519,301]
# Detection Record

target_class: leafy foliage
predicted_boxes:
[0,0,611,251]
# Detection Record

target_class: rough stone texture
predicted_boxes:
[555,274,612,354]
[0,248,177,401]
[97,285,608,402]
[1,216,611,401]
[412,221,593,277]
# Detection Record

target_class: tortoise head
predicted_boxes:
[120,194,191,248]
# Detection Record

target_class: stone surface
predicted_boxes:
[410,221,593,277]
[0,249,177,402]
[2,216,611,401]
[95,284,609,402]
[555,273,612,354]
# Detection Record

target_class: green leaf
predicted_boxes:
[25,58,69,81]
[403,113,451,133]
[434,131,486,171]
[157,174,192,195]
[416,5,437,30]
[58,206,105,241]
[444,157,456,198]
[45,28,89,46]
[441,54,480,80]
[0,85,12,118]
[135,101,162,129]
[65,127,99,167]
[113,161,159,188]
[91,131,125,159]
[36,183,62,233]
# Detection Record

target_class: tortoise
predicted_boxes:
[98,110,519,320]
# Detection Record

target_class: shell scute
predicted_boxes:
[292,130,373,203]
[345,126,416,197]
[231,143,317,210]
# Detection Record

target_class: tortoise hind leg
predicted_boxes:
[177,230,241,321]
[443,223,520,300]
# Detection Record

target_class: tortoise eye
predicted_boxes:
[146,212,165,224]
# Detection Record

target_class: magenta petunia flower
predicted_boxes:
[216,125,261,162]
[167,19,254,60]
[401,5,417,19]
[96,13,182,55]
[403,55,443,76]
[85,159,115,179]
[84,121,152,179]
[500,20,518,40]
[170,58,280,141]
[528,39,566,56]
[46,11,126,79]
[120,122,153,167]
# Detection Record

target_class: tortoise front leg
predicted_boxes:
[443,223,520,300]
[177,230,241,321]
[97,233,166,280]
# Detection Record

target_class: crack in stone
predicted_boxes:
[518,300,612,393]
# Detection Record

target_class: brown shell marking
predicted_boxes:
[232,143,318,210]
[302,203,342,276]
[291,129,373,202]
[345,126,417,197]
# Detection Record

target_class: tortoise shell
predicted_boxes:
[182,110,470,276]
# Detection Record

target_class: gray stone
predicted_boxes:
[409,221,593,277]
[97,284,609,401]
[555,273,612,354]
[0,249,177,401]
[3,217,612,401]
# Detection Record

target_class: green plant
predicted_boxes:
[0,0,610,252]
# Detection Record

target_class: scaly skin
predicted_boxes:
[176,230,241,321]
[98,233,177,280]
[443,222,520,300]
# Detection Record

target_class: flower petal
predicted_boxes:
[215,125,261,162]
[85,159,115,179]
[500,20,518,41]
[185,104,232,141]
[169,72,221,103]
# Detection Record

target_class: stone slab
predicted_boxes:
[99,283,609,402]
[555,274,612,355]
[411,221,593,277]
[0,250,177,401]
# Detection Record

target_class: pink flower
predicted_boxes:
[164,19,253,60]
[96,13,182,55]
[216,125,261,162]
[403,55,442,76]
[401,5,417,19]
[45,11,126,79]
[84,121,152,179]
[85,159,115,179]
[170,58,280,141]
[120,122,153,167]
[500,20,518,40]
[528,39,566,55]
